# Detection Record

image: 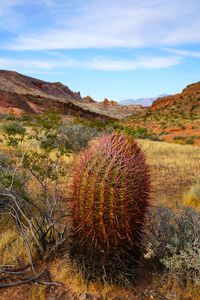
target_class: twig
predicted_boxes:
[0,275,40,289]
[0,264,31,273]
[0,270,26,275]
[0,274,62,289]
[0,276,9,281]
[33,279,62,287]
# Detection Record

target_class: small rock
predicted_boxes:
[79,293,93,300]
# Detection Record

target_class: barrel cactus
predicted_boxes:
[70,132,151,283]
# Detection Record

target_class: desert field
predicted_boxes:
[0,114,199,299]
[139,139,200,208]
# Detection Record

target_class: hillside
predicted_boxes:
[0,70,144,120]
[124,81,200,146]
[0,70,118,120]
[0,70,82,102]
[0,71,199,145]
[151,82,200,116]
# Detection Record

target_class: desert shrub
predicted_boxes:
[3,114,18,121]
[191,104,198,111]
[0,112,70,265]
[71,132,151,283]
[178,123,186,129]
[183,181,200,208]
[118,126,148,139]
[134,127,148,137]
[0,151,28,200]
[146,134,161,141]
[146,206,200,286]
[73,117,116,131]
[173,135,186,141]
[147,207,200,258]
[1,120,26,146]
[0,111,101,268]
[0,151,11,169]
[185,137,195,145]
[73,118,150,140]
[161,247,200,286]
[172,135,187,145]
[59,122,99,152]
[160,121,167,128]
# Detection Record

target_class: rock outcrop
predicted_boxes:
[0,70,82,102]
[0,70,117,120]
[151,81,200,116]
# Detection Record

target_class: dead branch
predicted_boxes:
[0,271,62,289]
[0,275,41,289]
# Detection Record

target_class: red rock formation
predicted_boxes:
[82,96,96,104]
[0,70,116,121]
[0,70,82,102]
[151,81,200,116]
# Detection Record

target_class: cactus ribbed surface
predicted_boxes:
[71,132,151,282]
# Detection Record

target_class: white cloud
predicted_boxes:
[0,0,25,30]
[163,48,200,58]
[0,57,74,70]
[85,56,181,71]
[0,55,181,72]
[0,0,24,16]
[4,0,200,50]
[0,58,52,69]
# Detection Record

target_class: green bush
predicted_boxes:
[59,122,99,152]
[146,134,161,141]
[0,152,28,200]
[185,137,195,145]
[1,121,26,146]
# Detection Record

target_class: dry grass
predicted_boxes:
[153,274,200,300]
[183,180,200,208]
[51,258,135,299]
[0,227,29,267]
[49,139,200,298]
[138,139,200,207]
[0,122,200,298]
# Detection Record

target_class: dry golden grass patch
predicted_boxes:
[0,227,29,267]
[138,139,200,207]
[1,117,200,299]
[153,274,200,300]
[50,258,134,299]
[183,180,200,208]
[0,219,30,268]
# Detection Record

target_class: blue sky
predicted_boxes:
[0,0,200,101]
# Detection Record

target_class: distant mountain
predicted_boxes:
[119,94,168,107]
